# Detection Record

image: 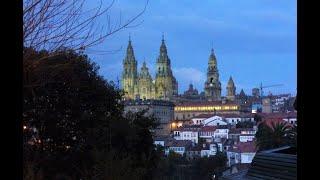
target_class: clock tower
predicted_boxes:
[204,48,221,101]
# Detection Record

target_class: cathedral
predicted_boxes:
[122,36,178,100]
[121,35,237,102]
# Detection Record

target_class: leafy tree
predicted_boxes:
[254,114,262,123]
[23,48,159,179]
[255,121,294,151]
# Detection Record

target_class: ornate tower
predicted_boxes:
[226,76,236,101]
[122,37,138,99]
[138,61,155,100]
[204,49,221,101]
[155,35,177,100]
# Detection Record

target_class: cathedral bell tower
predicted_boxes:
[226,76,236,101]
[204,48,221,101]
[155,35,178,100]
[122,36,138,99]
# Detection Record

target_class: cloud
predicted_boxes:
[173,67,206,93]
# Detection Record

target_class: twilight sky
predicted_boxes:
[86,0,296,96]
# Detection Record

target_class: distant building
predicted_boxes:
[183,83,199,96]
[173,125,201,144]
[226,141,257,167]
[165,139,193,156]
[186,146,202,160]
[199,126,217,143]
[174,101,241,121]
[203,116,228,126]
[121,36,178,101]
[204,49,222,101]
[214,126,229,139]
[252,88,260,98]
[226,77,236,101]
[200,143,218,157]
[262,97,272,113]
[124,99,174,136]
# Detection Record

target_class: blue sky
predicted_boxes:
[86,0,296,96]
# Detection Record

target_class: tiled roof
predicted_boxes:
[192,114,213,119]
[200,126,217,132]
[258,112,297,119]
[166,140,193,148]
[229,141,257,153]
[175,124,202,132]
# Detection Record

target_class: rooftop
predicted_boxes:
[166,140,193,148]
[229,141,257,153]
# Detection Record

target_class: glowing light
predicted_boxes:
[23,126,27,130]
[171,122,176,127]
[174,105,239,112]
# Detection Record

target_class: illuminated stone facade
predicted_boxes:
[204,49,222,101]
[122,36,178,100]
[174,101,241,120]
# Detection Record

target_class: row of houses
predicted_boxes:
[154,111,296,167]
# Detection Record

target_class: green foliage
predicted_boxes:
[255,122,296,151]
[153,152,227,180]
[23,48,159,180]
[254,114,262,123]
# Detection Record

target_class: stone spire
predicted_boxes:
[122,36,138,100]
[226,76,236,101]
[240,89,246,97]
[209,48,217,66]
[159,34,168,58]
[124,35,136,63]
[227,76,235,87]
[139,61,151,79]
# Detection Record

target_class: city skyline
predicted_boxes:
[86,0,296,96]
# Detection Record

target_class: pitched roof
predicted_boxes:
[246,148,297,179]
[166,140,193,148]
[229,141,257,153]
[175,124,202,132]
[192,114,213,119]
[200,126,217,132]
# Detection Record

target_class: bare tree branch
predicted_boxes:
[23,0,149,58]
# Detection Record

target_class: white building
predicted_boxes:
[226,141,257,167]
[214,127,229,139]
[191,114,212,125]
[203,116,228,126]
[173,125,201,144]
[165,140,193,156]
[200,143,218,157]
[239,135,255,142]
[199,126,216,143]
